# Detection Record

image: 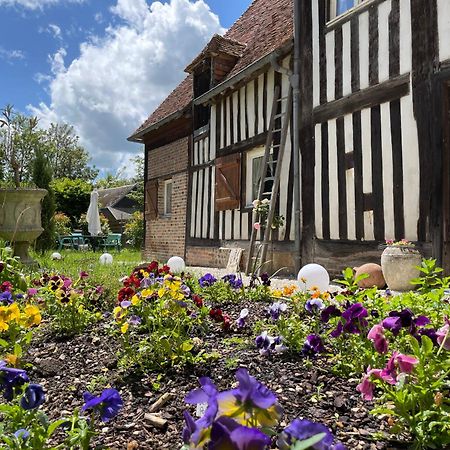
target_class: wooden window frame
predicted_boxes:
[245,146,273,208]
[328,0,367,22]
[163,179,173,216]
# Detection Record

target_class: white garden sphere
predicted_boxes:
[51,252,62,260]
[99,253,113,265]
[167,256,186,273]
[297,263,330,293]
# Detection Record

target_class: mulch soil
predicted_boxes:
[26,299,409,450]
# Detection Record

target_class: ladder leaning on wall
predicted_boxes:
[245,84,293,275]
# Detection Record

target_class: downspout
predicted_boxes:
[292,0,302,273]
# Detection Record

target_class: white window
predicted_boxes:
[163,179,172,216]
[245,147,275,207]
[329,0,366,20]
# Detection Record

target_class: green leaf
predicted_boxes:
[421,335,433,355]
[47,418,69,437]
[0,338,9,348]
[292,433,327,450]
[181,341,194,352]
[13,343,22,358]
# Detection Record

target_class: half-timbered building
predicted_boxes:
[129,0,450,275]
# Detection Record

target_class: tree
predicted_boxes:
[128,155,144,212]
[32,148,56,252]
[44,123,98,181]
[51,178,92,226]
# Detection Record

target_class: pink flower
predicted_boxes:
[27,288,38,296]
[395,353,419,374]
[367,324,389,354]
[357,367,383,401]
[253,222,261,230]
[437,320,450,351]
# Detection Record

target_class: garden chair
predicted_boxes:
[102,234,122,252]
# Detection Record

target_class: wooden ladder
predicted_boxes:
[245,84,293,275]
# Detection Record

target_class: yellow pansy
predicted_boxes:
[131,294,141,306]
[22,304,41,327]
[113,306,127,321]
[141,289,152,299]
[120,322,129,334]
[7,303,21,323]
[4,353,18,366]
[272,290,282,298]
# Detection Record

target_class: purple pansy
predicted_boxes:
[278,418,346,450]
[184,377,219,446]
[199,273,217,288]
[14,429,29,440]
[302,334,325,356]
[128,315,142,326]
[382,309,430,336]
[0,291,13,305]
[20,383,45,410]
[320,305,342,323]
[82,388,123,422]
[222,274,243,290]
[305,298,325,314]
[260,272,271,286]
[267,302,287,320]
[331,303,368,337]
[255,332,285,356]
[120,300,132,309]
[209,416,270,450]
[219,367,277,410]
[236,308,249,328]
[0,361,29,401]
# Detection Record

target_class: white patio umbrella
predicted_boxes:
[86,189,102,236]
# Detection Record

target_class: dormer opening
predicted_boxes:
[193,58,211,131]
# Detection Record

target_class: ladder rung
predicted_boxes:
[262,192,273,196]
[274,113,285,119]
[271,144,281,148]
[272,128,282,133]
[277,96,289,102]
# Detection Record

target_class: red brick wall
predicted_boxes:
[144,137,189,262]
[147,137,189,179]
[186,246,231,268]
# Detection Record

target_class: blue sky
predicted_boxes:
[0,0,250,175]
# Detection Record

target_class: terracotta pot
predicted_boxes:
[354,263,386,289]
[381,245,422,292]
[0,188,47,264]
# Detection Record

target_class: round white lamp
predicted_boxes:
[99,253,113,265]
[51,252,62,260]
[298,263,330,293]
[167,256,186,273]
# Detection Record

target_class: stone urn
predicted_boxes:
[0,189,47,264]
[381,245,422,292]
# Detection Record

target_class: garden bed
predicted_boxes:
[0,249,449,449]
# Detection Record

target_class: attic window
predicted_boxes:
[193,59,211,130]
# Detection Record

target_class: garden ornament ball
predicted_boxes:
[51,252,62,260]
[167,256,186,273]
[298,263,330,292]
[100,253,113,265]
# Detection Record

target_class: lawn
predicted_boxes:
[0,247,449,449]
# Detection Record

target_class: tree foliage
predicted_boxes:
[51,178,92,226]
[0,105,98,186]
[32,148,56,253]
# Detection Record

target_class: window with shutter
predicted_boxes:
[215,154,241,211]
[145,180,158,220]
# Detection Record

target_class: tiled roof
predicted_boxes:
[185,34,247,73]
[97,184,137,208]
[130,0,293,139]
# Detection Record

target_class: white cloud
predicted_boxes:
[0,46,25,62]
[0,0,84,10]
[39,23,63,40]
[29,0,225,175]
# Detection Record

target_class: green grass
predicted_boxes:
[30,249,144,295]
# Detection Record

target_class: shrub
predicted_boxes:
[53,212,71,236]
[124,211,144,249]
